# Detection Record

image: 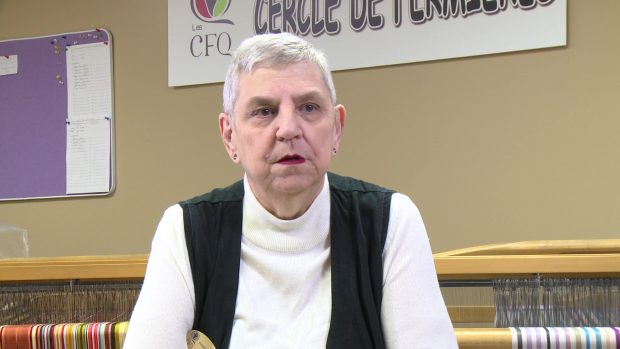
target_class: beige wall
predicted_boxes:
[1,1,618,257]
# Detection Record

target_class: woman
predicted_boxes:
[123,33,457,349]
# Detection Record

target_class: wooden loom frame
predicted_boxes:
[2,239,620,348]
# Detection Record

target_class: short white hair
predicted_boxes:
[222,33,337,116]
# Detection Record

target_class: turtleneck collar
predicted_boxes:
[242,174,330,253]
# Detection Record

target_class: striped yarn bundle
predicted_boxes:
[0,322,128,349]
[510,327,620,349]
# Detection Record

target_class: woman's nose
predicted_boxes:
[275,108,302,141]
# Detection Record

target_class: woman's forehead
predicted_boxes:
[236,63,331,100]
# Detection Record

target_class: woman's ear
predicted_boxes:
[219,112,239,163]
[332,104,346,154]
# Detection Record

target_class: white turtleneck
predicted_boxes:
[123,175,457,349]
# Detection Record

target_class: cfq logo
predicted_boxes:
[192,0,234,25]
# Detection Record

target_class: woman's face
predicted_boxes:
[220,62,345,206]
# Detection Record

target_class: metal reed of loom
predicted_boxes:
[435,239,620,329]
[0,281,142,324]
[493,277,620,327]
[0,255,147,325]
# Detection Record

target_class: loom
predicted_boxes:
[0,255,146,325]
[436,239,620,348]
[0,255,146,348]
[1,240,619,348]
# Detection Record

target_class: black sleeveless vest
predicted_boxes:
[181,173,393,349]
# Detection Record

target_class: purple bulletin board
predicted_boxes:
[0,29,114,201]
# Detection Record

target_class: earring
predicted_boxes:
[232,153,238,161]
[332,147,337,155]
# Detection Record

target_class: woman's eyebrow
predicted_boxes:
[245,96,277,108]
[244,91,328,107]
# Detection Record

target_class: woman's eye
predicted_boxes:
[301,104,318,113]
[252,108,274,117]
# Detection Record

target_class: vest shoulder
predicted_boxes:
[179,179,244,206]
[327,172,394,194]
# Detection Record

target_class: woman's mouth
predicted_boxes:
[277,154,306,165]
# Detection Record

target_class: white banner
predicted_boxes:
[168,0,566,87]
